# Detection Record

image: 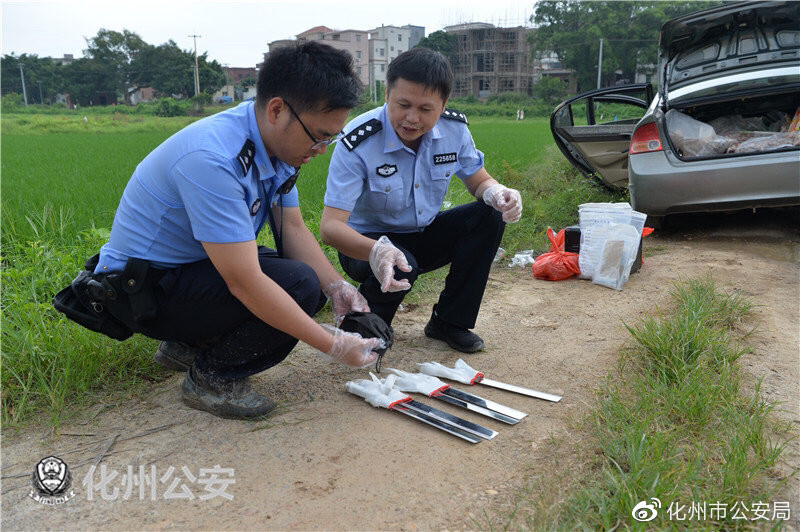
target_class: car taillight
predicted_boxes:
[630,122,663,154]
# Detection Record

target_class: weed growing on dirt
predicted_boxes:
[1,206,164,427]
[509,274,794,530]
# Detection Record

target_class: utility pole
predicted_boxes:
[189,34,202,96]
[369,64,375,104]
[19,62,28,106]
[223,62,230,100]
[596,38,604,89]
[37,80,44,105]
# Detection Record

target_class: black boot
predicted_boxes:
[154,341,199,371]
[424,309,484,353]
[181,367,276,419]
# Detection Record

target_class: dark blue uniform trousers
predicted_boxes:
[339,201,505,329]
[105,247,323,381]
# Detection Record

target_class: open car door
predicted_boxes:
[551,84,653,189]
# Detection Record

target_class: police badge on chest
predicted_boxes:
[376,164,397,177]
[250,198,262,216]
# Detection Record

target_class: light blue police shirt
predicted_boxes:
[324,104,484,234]
[95,101,299,273]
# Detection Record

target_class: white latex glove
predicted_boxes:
[417,359,484,385]
[369,236,412,293]
[322,280,370,326]
[319,324,382,369]
[345,373,411,409]
[482,184,523,223]
[384,368,450,396]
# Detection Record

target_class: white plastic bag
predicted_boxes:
[509,250,535,268]
[591,224,641,290]
[666,109,735,157]
[578,202,645,280]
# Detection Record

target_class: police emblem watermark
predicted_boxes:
[29,456,75,505]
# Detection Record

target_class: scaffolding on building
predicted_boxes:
[447,23,535,99]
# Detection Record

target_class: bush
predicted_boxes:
[2,92,26,112]
[193,92,212,106]
[154,97,186,117]
[488,91,531,105]
[533,76,568,104]
[446,97,556,119]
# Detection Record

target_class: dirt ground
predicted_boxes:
[2,210,798,531]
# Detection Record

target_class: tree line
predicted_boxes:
[1,29,226,107]
[4,2,723,107]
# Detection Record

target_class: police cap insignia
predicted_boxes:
[237,139,256,176]
[440,108,469,125]
[341,118,382,151]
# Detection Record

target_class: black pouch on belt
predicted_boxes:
[53,254,133,341]
[120,257,158,322]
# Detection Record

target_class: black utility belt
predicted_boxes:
[53,255,165,341]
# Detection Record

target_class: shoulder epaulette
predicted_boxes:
[440,108,469,125]
[341,118,382,151]
[236,139,256,176]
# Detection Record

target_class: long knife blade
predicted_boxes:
[479,377,562,403]
[405,400,498,440]
[433,393,520,425]
[392,405,481,443]
[443,388,528,420]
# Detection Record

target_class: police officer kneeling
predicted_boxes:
[64,43,381,419]
[320,48,523,353]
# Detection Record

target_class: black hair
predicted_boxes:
[256,41,362,113]
[386,48,453,101]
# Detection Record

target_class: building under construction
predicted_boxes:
[445,23,535,99]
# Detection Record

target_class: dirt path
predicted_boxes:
[2,213,798,530]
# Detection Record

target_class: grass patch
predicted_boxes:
[508,274,795,530]
[0,112,200,135]
[0,206,166,427]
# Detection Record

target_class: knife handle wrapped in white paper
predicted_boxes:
[384,368,451,396]
[417,359,484,385]
[345,373,411,409]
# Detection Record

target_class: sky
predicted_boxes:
[1,0,534,67]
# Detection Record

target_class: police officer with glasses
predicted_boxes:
[83,42,381,419]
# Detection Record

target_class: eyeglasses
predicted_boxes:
[284,100,344,150]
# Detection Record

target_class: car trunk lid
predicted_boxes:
[658,1,800,108]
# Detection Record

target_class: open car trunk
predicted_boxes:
[659,0,800,160]
[663,83,800,160]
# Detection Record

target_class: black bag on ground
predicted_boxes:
[52,254,133,341]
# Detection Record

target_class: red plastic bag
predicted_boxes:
[533,228,581,281]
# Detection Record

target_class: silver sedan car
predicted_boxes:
[551,1,800,226]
